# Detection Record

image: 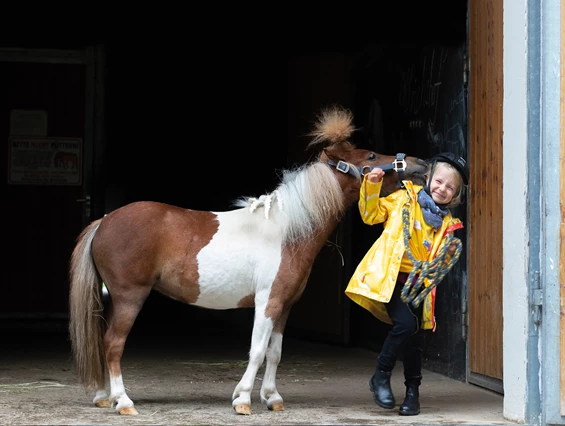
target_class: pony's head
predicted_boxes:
[307,106,428,197]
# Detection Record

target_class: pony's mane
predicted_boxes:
[233,162,345,243]
[307,106,356,148]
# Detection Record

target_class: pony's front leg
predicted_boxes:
[260,331,285,411]
[232,311,273,415]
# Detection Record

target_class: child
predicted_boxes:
[345,152,468,416]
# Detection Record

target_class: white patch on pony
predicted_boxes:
[193,162,344,309]
[194,208,283,309]
[109,375,134,411]
[93,389,109,405]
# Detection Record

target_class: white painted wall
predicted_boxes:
[502,0,529,422]
[540,0,564,423]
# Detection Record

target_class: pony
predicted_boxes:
[69,106,428,416]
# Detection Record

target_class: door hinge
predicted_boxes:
[532,271,542,325]
[463,52,469,87]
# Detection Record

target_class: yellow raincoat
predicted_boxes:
[345,177,463,331]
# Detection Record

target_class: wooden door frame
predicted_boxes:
[467,0,504,394]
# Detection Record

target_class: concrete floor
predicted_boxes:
[0,331,517,425]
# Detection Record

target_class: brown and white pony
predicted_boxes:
[69,106,428,416]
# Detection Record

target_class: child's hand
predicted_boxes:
[447,240,458,256]
[367,168,385,183]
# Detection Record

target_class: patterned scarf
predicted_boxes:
[417,189,448,230]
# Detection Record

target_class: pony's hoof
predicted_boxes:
[234,404,251,415]
[269,402,285,411]
[118,406,139,416]
[95,399,111,408]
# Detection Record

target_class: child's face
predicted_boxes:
[428,165,460,205]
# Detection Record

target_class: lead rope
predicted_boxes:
[400,204,463,308]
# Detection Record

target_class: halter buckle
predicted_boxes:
[392,158,407,172]
[335,160,350,174]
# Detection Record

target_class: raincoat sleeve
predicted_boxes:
[358,175,389,225]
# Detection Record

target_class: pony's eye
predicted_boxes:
[368,153,377,161]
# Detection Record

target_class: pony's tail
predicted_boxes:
[69,219,105,392]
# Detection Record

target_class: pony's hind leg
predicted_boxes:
[93,389,111,408]
[92,289,112,409]
[232,309,273,415]
[103,286,152,416]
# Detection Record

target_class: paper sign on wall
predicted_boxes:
[8,136,82,186]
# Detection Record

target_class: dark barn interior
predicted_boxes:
[3,1,469,382]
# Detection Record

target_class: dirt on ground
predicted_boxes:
[0,331,511,426]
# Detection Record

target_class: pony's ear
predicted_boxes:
[319,147,336,163]
[320,142,354,162]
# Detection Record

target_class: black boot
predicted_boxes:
[399,376,421,416]
[369,370,395,409]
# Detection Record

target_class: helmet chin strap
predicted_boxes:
[423,160,437,195]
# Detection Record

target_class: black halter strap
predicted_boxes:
[378,153,407,180]
[327,153,407,180]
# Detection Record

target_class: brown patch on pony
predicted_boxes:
[265,236,334,333]
[237,294,255,308]
[151,209,220,304]
[93,203,219,305]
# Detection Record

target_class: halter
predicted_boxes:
[327,153,407,181]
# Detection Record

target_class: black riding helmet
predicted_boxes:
[428,152,469,185]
